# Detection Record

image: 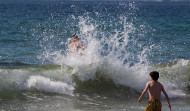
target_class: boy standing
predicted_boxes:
[138,71,171,111]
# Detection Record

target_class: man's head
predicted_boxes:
[71,33,79,42]
[150,71,159,81]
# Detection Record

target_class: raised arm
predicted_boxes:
[138,82,149,103]
[161,86,171,110]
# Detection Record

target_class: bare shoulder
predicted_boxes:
[147,81,152,84]
[157,81,164,89]
[157,81,163,85]
[146,81,152,86]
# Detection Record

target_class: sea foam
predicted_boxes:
[26,75,74,96]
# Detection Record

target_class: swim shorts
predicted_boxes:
[145,99,162,111]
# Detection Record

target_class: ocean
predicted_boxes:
[0,1,190,111]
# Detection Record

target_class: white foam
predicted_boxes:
[26,75,74,96]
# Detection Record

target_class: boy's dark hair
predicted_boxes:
[150,71,159,81]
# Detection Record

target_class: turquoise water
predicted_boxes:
[0,1,190,111]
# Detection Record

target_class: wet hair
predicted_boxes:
[150,71,159,81]
[71,33,79,40]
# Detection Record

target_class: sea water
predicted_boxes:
[0,1,190,111]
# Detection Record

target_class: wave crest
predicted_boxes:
[26,75,74,96]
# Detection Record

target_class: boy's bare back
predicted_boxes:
[147,81,163,100]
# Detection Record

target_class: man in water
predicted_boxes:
[68,33,85,55]
[138,71,171,111]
